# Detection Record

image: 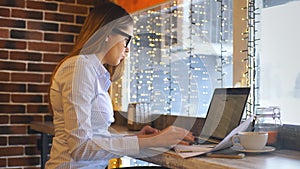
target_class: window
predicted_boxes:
[257,0,300,125]
[111,0,234,118]
[111,0,300,125]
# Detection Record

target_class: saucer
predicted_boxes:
[230,146,276,153]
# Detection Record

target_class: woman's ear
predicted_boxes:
[105,34,112,42]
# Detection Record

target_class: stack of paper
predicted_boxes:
[174,116,254,158]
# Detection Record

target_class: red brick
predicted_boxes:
[45,33,74,43]
[0,28,9,38]
[77,0,94,5]
[28,42,59,52]
[28,84,49,93]
[28,63,56,72]
[25,145,39,155]
[12,94,43,103]
[0,146,24,156]
[0,61,26,71]
[44,95,49,103]
[61,44,73,53]
[0,126,27,135]
[12,9,42,20]
[0,136,7,145]
[60,4,88,14]
[0,50,8,59]
[11,30,43,41]
[0,158,5,167]
[10,51,42,61]
[60,24,82,34]
[11,115,43,124]
[0,0,25,8]
[0,18,25,28]
[0,39,26,50]
[8,156,39,166]
[44,73,52,83]
[0,94,9,102]
[0,7,10,17]
[76,15,86,24]
[0,115,9,124]
[12,73,43,83]
[43,53,66,63]
[0,83,26,92]
[0,72,9,81]
[45,12,74,23]
[9,135,38,145]
[27,104,50,114]
[28,21,58,32]
[27,1,58,11]
[0,104,26,113]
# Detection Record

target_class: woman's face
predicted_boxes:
[102,25,133,66]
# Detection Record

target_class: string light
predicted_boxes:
[111,0,235,118]
[244,0,260,117]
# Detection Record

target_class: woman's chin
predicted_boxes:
[115,59,124,65]
[114,61,121,66]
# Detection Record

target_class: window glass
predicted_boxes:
[258,0,300,125]
[110,0,300,126]
[119,0,234,117]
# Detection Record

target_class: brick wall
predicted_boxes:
[0,0,94,168]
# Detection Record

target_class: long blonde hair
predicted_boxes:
[49,2,133,114]
[52,2,133,80]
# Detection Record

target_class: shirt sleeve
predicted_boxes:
[58,56,140,161]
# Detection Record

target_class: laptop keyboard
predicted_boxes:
[193,136,220,145]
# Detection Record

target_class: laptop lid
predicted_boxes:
[198,87,250,143]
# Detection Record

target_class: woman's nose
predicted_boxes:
[124,47,130,54]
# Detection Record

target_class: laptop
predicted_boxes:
[194,87,250,145]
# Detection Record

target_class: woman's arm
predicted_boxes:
[134,125,195,148]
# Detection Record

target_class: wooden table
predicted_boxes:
[30,121,300,169]
[134,147,300,169]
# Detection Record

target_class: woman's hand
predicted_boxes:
[137,125,195,148]
[136,125,160,135]
[155,126,195,146]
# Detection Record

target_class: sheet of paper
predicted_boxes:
[173,116,254,158]
[174,144,215,158]
[175,151,207,158]
[174,144,215,153]
[212,115,254,151]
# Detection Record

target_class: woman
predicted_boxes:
[45,2,194,169]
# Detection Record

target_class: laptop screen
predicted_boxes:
[199,87,250,141]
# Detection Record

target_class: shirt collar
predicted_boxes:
[89,54,111,91]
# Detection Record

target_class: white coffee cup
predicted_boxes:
[231,132,268,150]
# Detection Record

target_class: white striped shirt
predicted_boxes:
[45,54,139,169]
